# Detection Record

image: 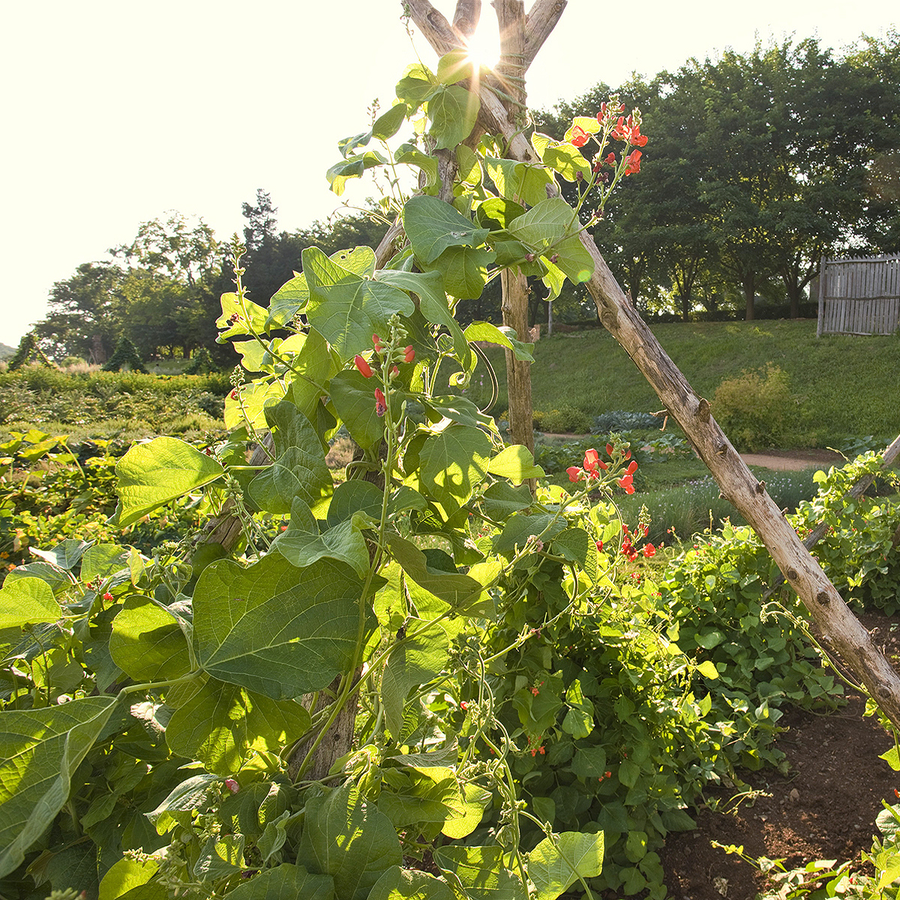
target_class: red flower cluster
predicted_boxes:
[612,114,648,147]
[617,459,638,494]
[598,100,625,125]
[566,447,608,483]
[621,523,655,561]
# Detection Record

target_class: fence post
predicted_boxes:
[816,256,827,338]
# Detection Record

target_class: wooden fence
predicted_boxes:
[817,254,900,336]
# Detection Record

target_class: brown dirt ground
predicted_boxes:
[739,449,846,472]
[661,612,900,900]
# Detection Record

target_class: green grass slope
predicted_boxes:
[487,320,900,448]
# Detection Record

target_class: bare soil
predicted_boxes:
[740,449,846,472]
[662,612,900,899]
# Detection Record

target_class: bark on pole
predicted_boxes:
[405,0,900,729]
[494,0,534,454]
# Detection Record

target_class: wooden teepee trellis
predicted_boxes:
[405,0,900,728]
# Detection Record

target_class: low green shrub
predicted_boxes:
[535,404,594,434]
[713,364,801,451]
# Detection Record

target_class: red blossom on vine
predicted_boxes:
[624,150,643,176]
[374,388,387,417]
[404,345,415,363]
[354,354,373,378]
[569,126,590,148]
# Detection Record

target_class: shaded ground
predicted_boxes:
[662,612,900,899]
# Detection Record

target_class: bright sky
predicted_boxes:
[1,0,896,348]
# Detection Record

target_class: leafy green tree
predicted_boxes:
[34,261,125,362]
[115,213,222,359]
[844,31,900,254]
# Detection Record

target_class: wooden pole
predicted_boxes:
[405,0,900,729]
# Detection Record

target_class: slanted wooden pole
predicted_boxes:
[405,0,900,729]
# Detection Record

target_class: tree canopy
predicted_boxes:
[32,30,900,361]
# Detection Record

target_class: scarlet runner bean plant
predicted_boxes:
[0,48,663,900]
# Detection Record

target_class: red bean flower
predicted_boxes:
[566,466,582,483]
[374,388,387,417]
[617,474,635,494]
[354,354,373,378]
[643,543,656,558]
[404,345,415,364]
[624,150,642,176]
[569,125,590,148]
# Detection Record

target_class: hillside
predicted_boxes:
[488,319,900,447]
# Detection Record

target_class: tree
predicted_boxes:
[34,261,125,362]
[115,213,223,359]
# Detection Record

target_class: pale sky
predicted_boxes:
[1,0,896,348]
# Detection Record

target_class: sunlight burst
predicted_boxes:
[464,23,501,70]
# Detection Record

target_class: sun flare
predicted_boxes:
[464,25,501,70]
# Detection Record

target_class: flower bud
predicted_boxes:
[354,355,373,378]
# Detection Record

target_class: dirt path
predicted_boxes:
[740,449,845,472]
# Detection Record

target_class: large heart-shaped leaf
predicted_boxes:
[329,370,384,450]
[507,198,573,255]
[248,400,333,515]
[304,247,415,358]
[116,437,224,527]
[272,496,370,577]
[404,196,490,265]
[434,845,527,900]
[426,84,480,150]
[417,424,492,515]
[487,445,544,485]
[375,269,471,371]
[296,782,402,900]
[165,678,310,776]
[528,832,605,900]
[463,322,534,362]
[110,595,193,683]
[386,535,483,608]
[532,133,591,183]
[0,697,118,878]
[369,866,454,900]
[0,576,59,629]
[427,245,494,300]
[381,620,450,738]
[227,864,334,900]
[484,157,555,207]
[193,553,363,699]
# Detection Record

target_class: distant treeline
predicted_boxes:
[27,32,899,365]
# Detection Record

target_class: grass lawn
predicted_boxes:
[482,319,900,449]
